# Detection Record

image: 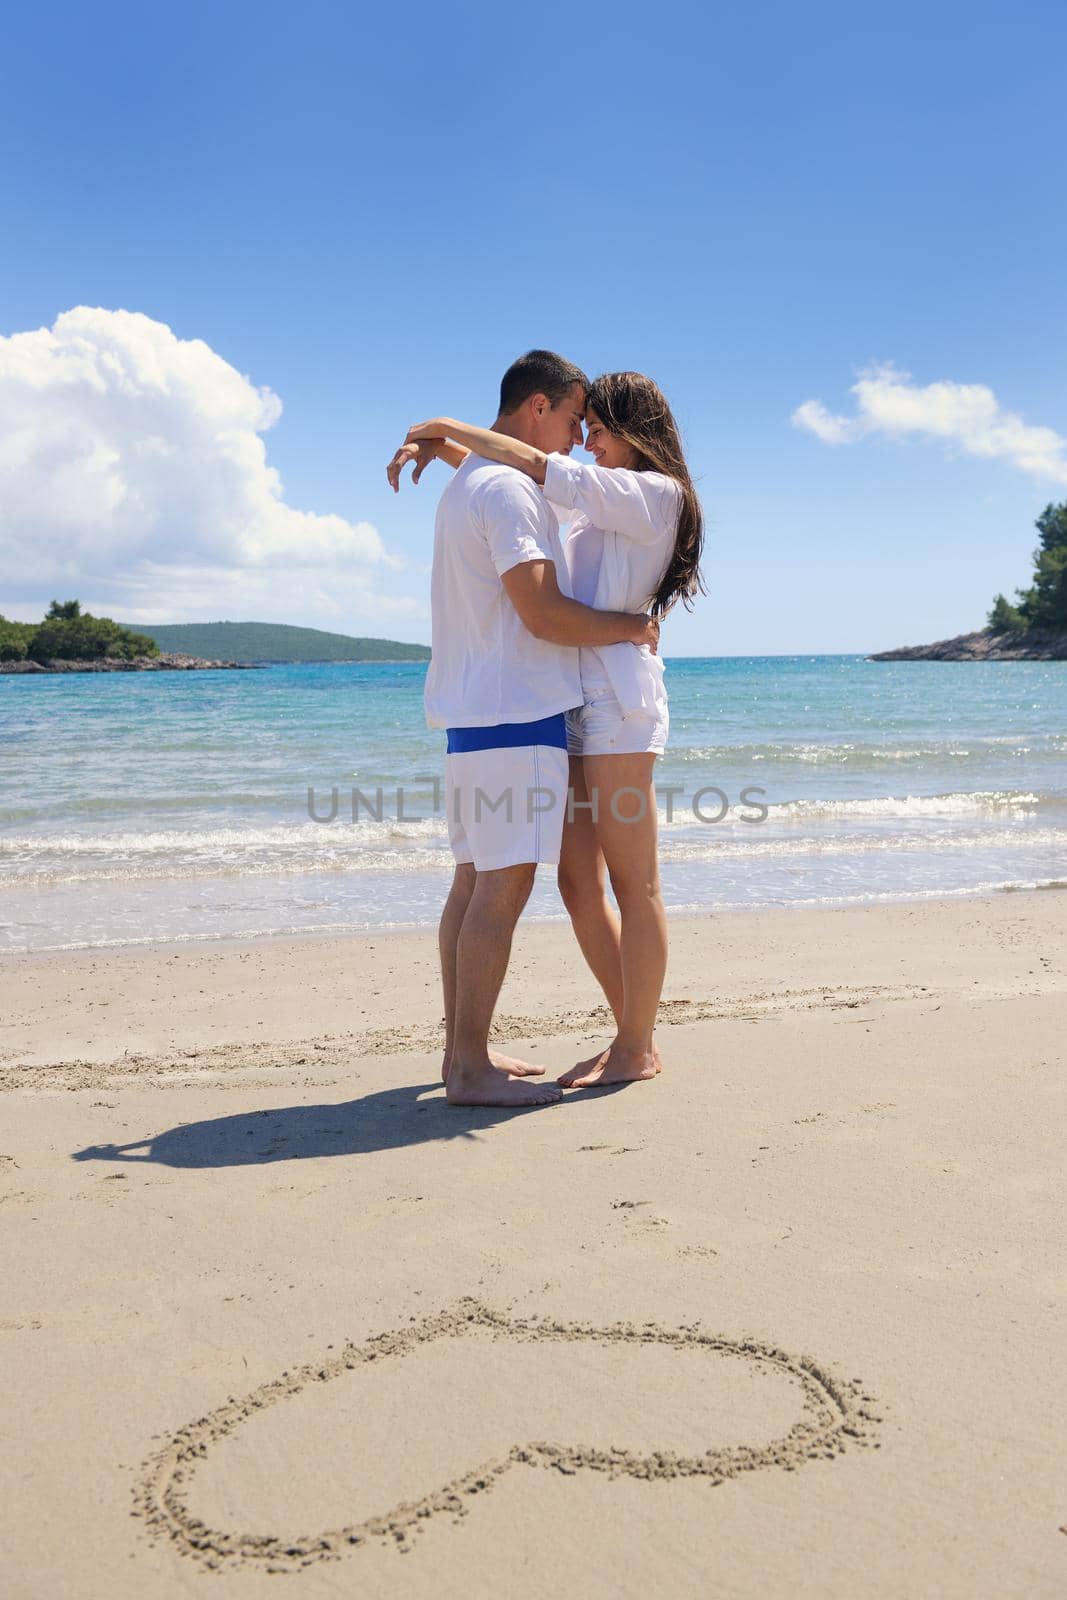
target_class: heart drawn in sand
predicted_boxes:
[134,1299,882,1572]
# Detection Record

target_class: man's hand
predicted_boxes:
[645,615,661,655]
[500,562,666,652]
[387,437,443,493]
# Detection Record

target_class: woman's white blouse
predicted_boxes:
[543,453,681,718]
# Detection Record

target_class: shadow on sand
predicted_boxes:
[71,1078,626,1170]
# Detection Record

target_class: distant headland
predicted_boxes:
[114,620,432,664]
[869,628,1067,661]
[2,651,261,674]
[869,498,1067,661]
[0,604,431,673]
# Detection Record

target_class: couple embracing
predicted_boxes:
[388,350,703,1108]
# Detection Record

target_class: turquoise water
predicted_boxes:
[2,655,1065,952]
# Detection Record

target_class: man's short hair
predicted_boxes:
[499,350,589,416]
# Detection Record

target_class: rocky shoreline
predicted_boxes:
[0,651,263,674]
[868,628,1067,661]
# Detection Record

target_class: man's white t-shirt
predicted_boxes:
[423,453,583,729]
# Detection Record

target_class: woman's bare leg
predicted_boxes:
[557,754,625,1026]
[564,752,666,1088]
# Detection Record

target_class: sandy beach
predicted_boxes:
[2,889,1064,1597]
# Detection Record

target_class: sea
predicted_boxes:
[2,655,1065,954]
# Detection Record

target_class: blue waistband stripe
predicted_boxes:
[446,712,569,754]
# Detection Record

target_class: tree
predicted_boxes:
[24,602,160,663]
[0,614,32,661]
[1035,502,1067,553]
[989,500,1067,633]
[986,594,1025,633]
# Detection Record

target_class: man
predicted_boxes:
[388,351,657,1107]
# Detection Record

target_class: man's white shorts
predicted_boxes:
[445,736,570,871]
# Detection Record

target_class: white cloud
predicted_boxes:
[790,399,855,446]
[0,306,423,629]
[791,362,1067,486]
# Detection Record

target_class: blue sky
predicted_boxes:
[2,0,1065,653]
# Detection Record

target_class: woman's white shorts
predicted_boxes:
[565,683,668,758]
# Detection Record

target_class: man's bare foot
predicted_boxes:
[559,1040,658,1089]
[441,1051,546,1084]
[446,1057,563,1107]
[558,1037,664,1087]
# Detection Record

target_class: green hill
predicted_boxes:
[117,621,430,663]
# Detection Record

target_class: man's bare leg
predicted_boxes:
[438,863,545,1083]
[447,862,562,1107]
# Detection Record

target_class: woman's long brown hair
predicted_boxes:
[585,371,705,618]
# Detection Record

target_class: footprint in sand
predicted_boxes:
[134,1300,882,1573]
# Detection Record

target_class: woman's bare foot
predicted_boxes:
[445,1056,563,1107]
[560,1040,659,1089]
[441,1051,546,1084]
[558,1036,663,1087]
[556,1045,611,1088]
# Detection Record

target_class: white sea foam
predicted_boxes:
[0,789,1053,870]
[762,789,1045,821]
[4,821,1065,891]
[0,816,450,860]
[658,824,1067,863]
[672,737,1063,764]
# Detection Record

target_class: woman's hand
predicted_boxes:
[404,418,452,446]
[387,437,443,492]
[403,417,547,482]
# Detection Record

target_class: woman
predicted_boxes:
[396,372,703,1086]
